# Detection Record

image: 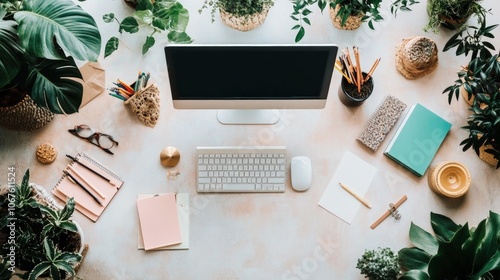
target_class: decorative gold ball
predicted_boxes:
[160,146,180,167]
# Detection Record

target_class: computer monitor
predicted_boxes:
[164,44,338,124]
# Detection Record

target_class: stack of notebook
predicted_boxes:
[53,153,124,222]
[137,193,189,250]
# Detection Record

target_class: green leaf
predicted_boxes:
[0,20,23,88]
[26,56,83,114]
[467,211,500,275]
[120,16,139,33]
[134,9,153,25]
[472,251,500,278]
[410,222,438,255]
[102,13,115,23]
[163,2,189,32]
[104,37,119,58]
[398,247,432,271]
[14,0,101,61]
[142,36,155,55]
[49,265,61,280]
[43,238,56,260]
[430,212,461,242]
[399,269,430,280]
[136,0,154,11]
[303,17,311,25]
[167,31,193,43]
[292,24,300,30]
[295,26,305,43]
[60,197,75,220]
[428,224,471,279]
[28,262,50,280]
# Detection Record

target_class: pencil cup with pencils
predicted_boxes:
[335,47,379,107]
[109,72,160,128]
[338,72,374,107]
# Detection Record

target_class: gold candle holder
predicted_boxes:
[428,161,471,198]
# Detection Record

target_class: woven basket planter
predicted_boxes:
[330,5,363,30]
[219,5,271,32]
[0,94,54,131]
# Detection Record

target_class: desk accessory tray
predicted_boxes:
[357,95,407,151]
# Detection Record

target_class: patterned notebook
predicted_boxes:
[357,95,407,151]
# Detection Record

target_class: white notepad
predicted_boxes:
[318,151,377,224]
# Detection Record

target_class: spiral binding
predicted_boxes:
[79,152,122,181]
[388,203,401,220]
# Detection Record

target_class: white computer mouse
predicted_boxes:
[291,156,312,191]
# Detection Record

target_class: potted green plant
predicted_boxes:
[398,211,500,279]
[444,55,500,167]
[329,0,384,30]
[103,0,192,57]
[0,170,84,279]
[0,0,101,131]
[199,0,274,32]
[356,247,400,280]
[461,90,500,168]
[425,0,487,32]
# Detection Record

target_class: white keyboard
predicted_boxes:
[197,146,287,193]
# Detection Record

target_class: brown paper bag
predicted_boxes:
[124,84,160,127]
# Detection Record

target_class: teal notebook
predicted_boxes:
[384,103,451,177]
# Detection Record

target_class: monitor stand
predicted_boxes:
[217,109,280,125]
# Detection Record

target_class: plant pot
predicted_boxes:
[330,5,363,30]
[219,5,271,32]
[479,144,499,167]
[338,72,374,107]
[461,84,474,105]
[428,161,471,198]
[0,88,54,131]
[426,0,470,30]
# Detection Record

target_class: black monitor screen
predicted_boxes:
[165,45,337,101]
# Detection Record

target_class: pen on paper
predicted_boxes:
[339,182,371,208]
[64,170,104,206]
[66,154,115,186]
[67,165,106,200]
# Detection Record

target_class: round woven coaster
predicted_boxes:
[395,37,438,80]
[36,143,58,164]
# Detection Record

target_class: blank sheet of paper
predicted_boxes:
[318,151,377,224]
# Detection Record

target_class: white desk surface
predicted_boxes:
[1,0,500,279]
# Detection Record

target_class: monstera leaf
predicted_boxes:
[13,0,100,61]
[25,56,83,114]
[0,20,23,89]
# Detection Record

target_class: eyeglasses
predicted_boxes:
[68,125,119,155]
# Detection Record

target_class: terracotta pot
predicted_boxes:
[428,161,471,198]
[338,72,374,107]
[219,5,271,32]
[330,5,363,30]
